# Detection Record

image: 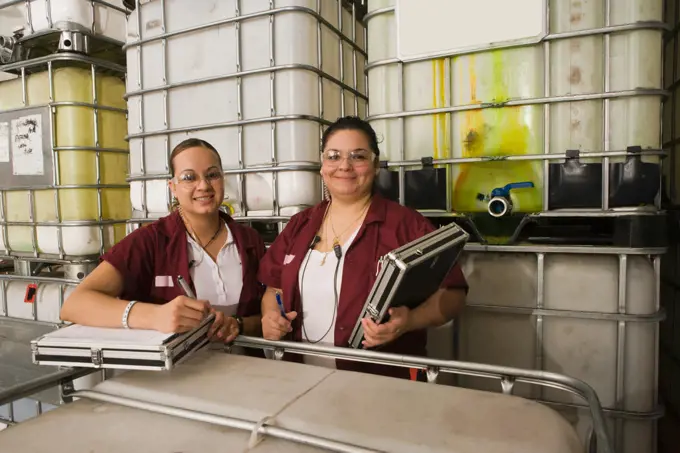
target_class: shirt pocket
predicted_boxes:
[148,279,181,304]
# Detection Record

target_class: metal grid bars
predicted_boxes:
[0,270,83,324]
[457,244,665,453]
[0,53,130,260]
[125,0,368,221]
[364,2,668,216]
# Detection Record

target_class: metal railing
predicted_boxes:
[227,336,614,453]
[0,332,613,452]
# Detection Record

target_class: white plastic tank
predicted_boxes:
[0,280,74,323]
[0,59,131,258]
[366,0,664,215]
[455,245,662,453]
[0,351,588,453]
[126,0,368,219]
[0,0,128,43]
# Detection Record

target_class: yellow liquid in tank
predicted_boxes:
[450,50,543,214]
[452,106,543,213]
[0,67,130,254]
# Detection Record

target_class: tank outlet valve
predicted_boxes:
[0,35,16,64]
[476,181,534,218]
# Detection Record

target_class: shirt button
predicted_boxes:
[339,326,345,331]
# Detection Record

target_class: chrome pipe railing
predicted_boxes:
[20,333,612,452]
[232,336,614,453]
[69,389,377,453]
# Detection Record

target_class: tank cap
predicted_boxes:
[626,145,642,154]
[565,149,580,160]
[221,203,235,216]
[420,157,434,168]
[58,31,89,54]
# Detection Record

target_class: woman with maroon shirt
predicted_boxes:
[60,139,266,343]
[258,116,468,379]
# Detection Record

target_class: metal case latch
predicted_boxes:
[366,306,379,319]
[30,342,39,364]
[90,348,103,367]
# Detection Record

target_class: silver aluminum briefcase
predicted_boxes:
[30,313,215,371]
[348,222,469,349]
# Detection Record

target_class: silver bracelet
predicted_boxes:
[122,300,138,329]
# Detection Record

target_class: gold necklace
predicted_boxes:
[319,199,371,266]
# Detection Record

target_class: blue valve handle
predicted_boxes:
[477,181,534,201]
[490,181,534,198]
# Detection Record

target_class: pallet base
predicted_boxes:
[430,212,668,248]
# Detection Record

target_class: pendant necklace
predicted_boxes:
[179,207,223,251]
[320,199,370,266]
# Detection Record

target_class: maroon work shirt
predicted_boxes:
[257,193,468,379]
[101,210,266,318]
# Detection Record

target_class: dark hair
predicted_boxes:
[169,138,223,177]
[320,116,381,201]
[321,116,380,157]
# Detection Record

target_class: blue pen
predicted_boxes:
[275,292,287,318]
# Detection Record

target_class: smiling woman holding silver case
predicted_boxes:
[257,116,469,380]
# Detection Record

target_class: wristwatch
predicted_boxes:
[231,314,244,336]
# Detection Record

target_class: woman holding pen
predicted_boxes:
[257,116,468,379]
[60,139,266,343]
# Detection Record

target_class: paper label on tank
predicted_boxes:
[0,122,9,163]
[11,115,44,176]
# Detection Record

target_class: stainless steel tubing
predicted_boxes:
[232,336,614,453]
[69,389,381,453]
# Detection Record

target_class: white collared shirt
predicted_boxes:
[187,222,243,316]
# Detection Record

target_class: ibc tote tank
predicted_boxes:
[455,245,663,453]
[125,0,368,220]
[366,0,665,219]
[0,0,129,43]
[0,56,130,258]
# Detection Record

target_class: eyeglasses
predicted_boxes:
[173,169,223,187]
[322,149,375,167]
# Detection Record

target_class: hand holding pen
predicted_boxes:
[177,275,239,342]
[262,290,297,341]
[152,276,210,334]
[275,292,287,318]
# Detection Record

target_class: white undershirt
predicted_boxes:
[298,227,359,368]
[187,222,243,317]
